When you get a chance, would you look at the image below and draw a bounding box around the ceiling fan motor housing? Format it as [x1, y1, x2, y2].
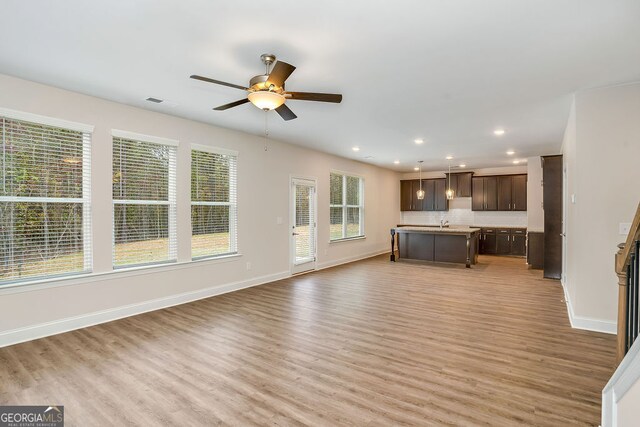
[249, 74, 284, 93]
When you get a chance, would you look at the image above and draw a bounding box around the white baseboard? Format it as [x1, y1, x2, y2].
[561, 278, 617, 335]
[316, 247, 389, 270]
[0, 270, 290, 349]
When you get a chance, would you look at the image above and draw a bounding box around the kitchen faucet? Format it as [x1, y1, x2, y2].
[440, 219, 449, 229]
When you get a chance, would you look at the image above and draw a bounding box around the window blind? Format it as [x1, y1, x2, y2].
[191, 147, 237, 259]
[112, 136, 176, 267]
[329, 172, 364, 240]
[0, 116, 91, 284]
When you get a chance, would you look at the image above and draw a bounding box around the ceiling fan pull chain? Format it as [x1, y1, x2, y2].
[264, 110, 269, 151]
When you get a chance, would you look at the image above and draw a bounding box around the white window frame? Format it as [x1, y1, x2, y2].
[329, 171, 365, 242]
[190, 144, 238, 260]
[0, 109, 93, 285]
[111, 130, 178, 268]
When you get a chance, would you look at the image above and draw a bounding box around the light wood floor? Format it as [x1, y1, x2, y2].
[0, 255, 616, 426]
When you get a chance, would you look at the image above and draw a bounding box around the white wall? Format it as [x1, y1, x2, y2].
[562, 82, 640, 332]
[526, 157, 544, 232]
[400, 166, 530, 227]
[0, 74, 400, 345]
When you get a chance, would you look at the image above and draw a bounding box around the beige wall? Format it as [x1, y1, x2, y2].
[0, 74, 400, 341]
[562, 82, 640, 329]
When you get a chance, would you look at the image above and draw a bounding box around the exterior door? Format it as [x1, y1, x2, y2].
[291, 178, 317, 274]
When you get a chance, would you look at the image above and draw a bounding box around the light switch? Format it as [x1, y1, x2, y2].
[620, 223, 632, 236]
[276, 216, 283, 225]
[571, 194, 576, 204]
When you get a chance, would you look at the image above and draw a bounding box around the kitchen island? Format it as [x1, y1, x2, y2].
[390, 226, 481, 267]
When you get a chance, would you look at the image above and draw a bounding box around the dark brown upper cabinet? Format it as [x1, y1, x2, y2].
[497, 174, 527, 211]
[445, 172, 473, 198]
[472, 176, 497, 211]
[400, 179, 448, 211]
[433, 178, 448, 211]
[400, 180, 423, 211]
[473, 174, 526, 211]
[512, 175, 527, 211]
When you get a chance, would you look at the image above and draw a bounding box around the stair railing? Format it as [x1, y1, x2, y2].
[615, 201, 640, 363]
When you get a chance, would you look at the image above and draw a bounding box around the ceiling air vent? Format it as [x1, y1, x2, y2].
[146, 97, 163, 103]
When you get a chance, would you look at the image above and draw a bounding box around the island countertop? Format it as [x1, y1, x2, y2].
[393, 226, 481, 234]
[390, 226, 480, 267]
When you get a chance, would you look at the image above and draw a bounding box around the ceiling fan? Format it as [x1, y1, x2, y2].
[190, 53, 342, 121]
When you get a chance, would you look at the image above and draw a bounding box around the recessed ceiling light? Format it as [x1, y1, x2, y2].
[414, 167, 420, 171]
[513, 160, 521, 164]
[446, 156, 453, 160]
[393, 160, 400, 164]
[506, 150, 515, 155]
[414, 138, 424, 144]
[494, 129, 506, 136]
[459, 164, 466, 168]
[352, 146, 360, 152]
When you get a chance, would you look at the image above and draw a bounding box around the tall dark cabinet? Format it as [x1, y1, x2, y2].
[542, 155, 563, 279]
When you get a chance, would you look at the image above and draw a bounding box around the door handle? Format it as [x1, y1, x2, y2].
[292, 232, 300, 236]
[560, 233, 566, 237]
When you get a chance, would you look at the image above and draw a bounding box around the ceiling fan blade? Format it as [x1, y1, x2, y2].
[275, 104, 297, 121]
[286, 92, 342, 103]
[267, 61, 296, 87]
[190, 75, 247, 91]
[213, 98, 249, 111]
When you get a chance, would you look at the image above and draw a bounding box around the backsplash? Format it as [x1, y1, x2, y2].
[400, 198, 528, 227]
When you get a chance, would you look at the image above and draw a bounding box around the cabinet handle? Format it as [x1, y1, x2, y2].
[509, 203, 511, 210]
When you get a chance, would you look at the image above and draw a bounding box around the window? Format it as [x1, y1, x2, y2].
[191, 145, 238, 259]
[0, 114, 91, 284]
[329, 172, 364, 240]
[112, 132, 177, 268]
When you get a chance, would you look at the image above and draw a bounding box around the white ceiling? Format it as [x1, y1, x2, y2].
[1, 0, 639, 171]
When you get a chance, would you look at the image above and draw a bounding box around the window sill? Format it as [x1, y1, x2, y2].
[329, 235, 366, 244]
[0, 253, 243, 295]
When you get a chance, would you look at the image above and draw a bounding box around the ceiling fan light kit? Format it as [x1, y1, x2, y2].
[247, 91, 285, 110]
[191, 53, 342, 121]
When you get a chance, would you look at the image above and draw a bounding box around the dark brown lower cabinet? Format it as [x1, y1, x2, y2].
[511, 234, 526, 256]
[480, 228, 497, 254]
[496, 231, 511, 255]
[480, 227, 526, 257]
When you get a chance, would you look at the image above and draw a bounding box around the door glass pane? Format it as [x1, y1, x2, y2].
[295, 184, 314, 262]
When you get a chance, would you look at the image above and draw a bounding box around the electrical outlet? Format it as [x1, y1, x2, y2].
[246, 262, 252, 271]
[620, 223, 632, 236]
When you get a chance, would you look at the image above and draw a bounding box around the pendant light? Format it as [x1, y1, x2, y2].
[446, 161, 455, 200]
[416, 161, 425, 200]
